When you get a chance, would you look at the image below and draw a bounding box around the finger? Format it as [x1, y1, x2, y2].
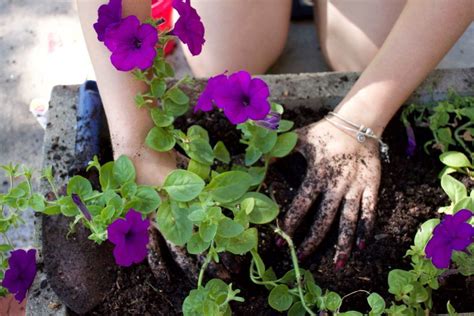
[334, 190, 362, 270]
[280, 175, 320, 240]
[356, 185, 379, 250]
[297, 189, 345, 260]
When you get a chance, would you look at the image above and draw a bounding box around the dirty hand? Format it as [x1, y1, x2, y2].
[279, 119, 382, 268]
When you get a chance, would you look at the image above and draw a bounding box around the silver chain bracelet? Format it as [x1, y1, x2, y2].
[324, 111, 390, 163]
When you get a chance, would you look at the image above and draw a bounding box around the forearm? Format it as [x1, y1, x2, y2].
[77, 0, 176, 185]
[336, 0, 473, 135]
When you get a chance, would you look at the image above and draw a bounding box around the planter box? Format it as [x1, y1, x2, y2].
[26, 68, 474, 315]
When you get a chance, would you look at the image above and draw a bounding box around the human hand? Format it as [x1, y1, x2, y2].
[278, 119, 382, 269]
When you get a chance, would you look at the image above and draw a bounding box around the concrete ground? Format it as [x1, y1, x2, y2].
[0, 0, 473, 248]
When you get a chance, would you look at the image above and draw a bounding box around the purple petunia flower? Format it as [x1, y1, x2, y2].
[405, 124, 417, 157]
[104, 16, 158, 71]
[71, 194, 92, 221]
[425, 209, 474, 269]
[93, 0, 122, 42]
[2, 249, 37, 302]
[195, 74, 227, 112]
[107, 209, 150, 267]
[172, 0, 205, 56]
[214, 71, 271, 125]
[256, 112, 281, 130]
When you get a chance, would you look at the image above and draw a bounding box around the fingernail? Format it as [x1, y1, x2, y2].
[334, 254, 348, 271]
[275, 237, 285, 248]
[357, 239, 366, 250]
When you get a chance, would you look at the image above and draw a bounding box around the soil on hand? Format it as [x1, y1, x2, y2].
[87, 107, 473, 315]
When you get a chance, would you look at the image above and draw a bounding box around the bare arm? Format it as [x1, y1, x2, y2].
[282, 0, 473, 264]
[76, 0, 176, 185]
[337, 0, 473, 134]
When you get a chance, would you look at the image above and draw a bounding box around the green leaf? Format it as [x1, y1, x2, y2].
[440, 151, 472, 168]
[59, 196, 79, 217]
[151, 108, 174, 127]
[146, 127, 176, 152]
[270, 132, 298, 158]
[43, 205, 61, 215]
[340, 312, 363, 316]
[29, 193, 45, 212]
[187, 233, 211, 254]
[163, 170, 205, 202]
[188, 160, 210, 180]
[164, 98, 189, 117]
[325, 291, 342, 312]
[367, 292, 385, 315]
[241, 197, 255, 215]
[253, 130, 277, 154]
[245, 146, 262, 166]
[188, 208, 207, 222]
[151, 79, 166, 98]
[288, 302, 306, 316]
[0, 244, 13, 252]
[441, 174, 467, 205]
[188, 138, 214, 165]
[277, 120, 294, 133]
[188, 125, 209, 142]
[226, 228, 258, 255]
[447, 301, 458, 316]
[167, 87, 189, 105]
[242, 192, 279, 224]
[250, 249, 266, 276]
[164, 62, 175, 77]
[121, 182, 137, 199]
[99, 161, 119, 191]
[268, 284, 293, 312]
[206, 171, 253, 203]
[156, 201, 193, 246]
[214, 141, 231, 164]
[217, 218, 244, 238]
[113, 155, 136, 185]
[436, 127, 455, 148]
[412, 218, 439, 255]
[67, 176, 92, 197]
[388, 269, 415, 296]
[248, 167, 266, 186]
[135, 186, 161, 213]
[199, 221, 218, 242]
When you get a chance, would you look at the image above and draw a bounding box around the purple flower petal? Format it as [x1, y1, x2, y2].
[405, 124, 417, 157]
[71, 194, 92, 221]
[195, 74, 227, 112]
[172, 0, 205, 56]
[104, 16, 158, 71]
[425, 209, 474, 269]
[94, 0, 122, 42]
[2, 249, 37, 303]
[213, 70, 271, 125]
[107, 209, 150, 267]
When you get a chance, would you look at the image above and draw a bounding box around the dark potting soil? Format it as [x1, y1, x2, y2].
[87, 107, 473, 315]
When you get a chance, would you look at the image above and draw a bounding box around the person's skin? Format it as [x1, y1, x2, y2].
[315, 0, 407, 71]
[182, 0, 293, 77]
[283, 0, 473, 266]
[77, 0, 473, 268]
[76, 0, 176, 186]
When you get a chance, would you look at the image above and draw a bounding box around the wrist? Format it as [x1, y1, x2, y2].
[334, 102, 388, 136]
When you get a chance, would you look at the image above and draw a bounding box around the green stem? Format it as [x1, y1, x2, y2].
[198, 247, 214, 288]
[47, 177, 59, 200]
[256, 157, 270, 192]
[83, 193, 105, 202]
[337, 290, 371, 314]
[274, 227, 316, 316]
[454, 121, 473, 156]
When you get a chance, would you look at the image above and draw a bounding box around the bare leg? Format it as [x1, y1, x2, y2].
[315, 0, 406, 71]
[76, 0, 176, 186]
[182, 0, 293, 77]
